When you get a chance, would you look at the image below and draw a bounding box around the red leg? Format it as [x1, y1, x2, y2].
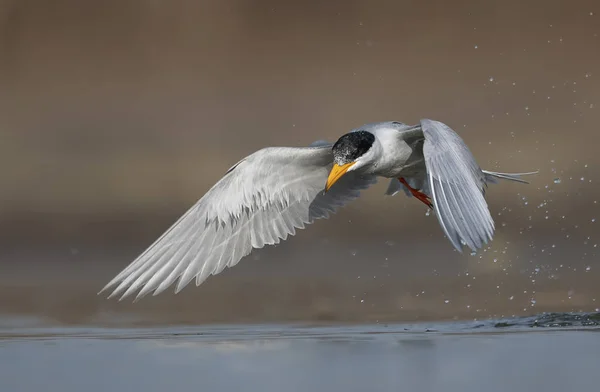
[399, 178, 433, 209]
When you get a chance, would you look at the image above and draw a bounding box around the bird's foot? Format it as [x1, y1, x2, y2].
[398, 178, 433, 209]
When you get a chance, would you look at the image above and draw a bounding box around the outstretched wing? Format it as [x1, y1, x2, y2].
[100, 145, 377, 300]
[420, 119, 494, 252]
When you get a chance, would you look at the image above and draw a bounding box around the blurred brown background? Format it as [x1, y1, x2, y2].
[0, 0, 598, 326]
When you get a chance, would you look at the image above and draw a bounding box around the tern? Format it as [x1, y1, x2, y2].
[101, 119, 537, 300]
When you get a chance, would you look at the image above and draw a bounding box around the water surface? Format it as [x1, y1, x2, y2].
[2, 314, 599, 392]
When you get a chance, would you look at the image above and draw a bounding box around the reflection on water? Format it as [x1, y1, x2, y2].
[491, 312, 600, 328]
[1, 315, 599, 392]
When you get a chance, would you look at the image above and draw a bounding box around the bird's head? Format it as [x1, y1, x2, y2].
[325, 130, 376, 191]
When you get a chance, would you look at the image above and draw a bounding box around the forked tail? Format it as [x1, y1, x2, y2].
[482, 170, 539, 184]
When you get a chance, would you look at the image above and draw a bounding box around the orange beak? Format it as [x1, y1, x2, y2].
[325, 162, 355, 192]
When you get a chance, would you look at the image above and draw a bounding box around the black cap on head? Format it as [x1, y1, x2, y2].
[332, 130, 375, 166]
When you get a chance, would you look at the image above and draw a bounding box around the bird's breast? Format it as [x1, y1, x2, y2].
[372, 139, 417, 178]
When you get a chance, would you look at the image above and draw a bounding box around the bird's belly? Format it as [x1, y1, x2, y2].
[396, 160, 426, 177]
[367, 137, 426, 178]
[376, 158, 426, 178]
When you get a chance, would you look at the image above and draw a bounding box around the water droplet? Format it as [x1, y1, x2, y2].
[444, 299, 450, 304]
[474, 44, 478, 49]
[509, 296, 514, 300]
[425, 209, 431, 216]
[553, 178, 561, 184]
[586, 266, 591, 271]
[592, 218, 596, 223]
[351, 250, 357, 256]
[489, 76, 495, 82]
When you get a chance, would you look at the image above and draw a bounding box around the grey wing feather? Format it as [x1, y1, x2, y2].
[384, 178, 405, 196]
[420, 119, 494, 252]
[100, 145, 376, 301]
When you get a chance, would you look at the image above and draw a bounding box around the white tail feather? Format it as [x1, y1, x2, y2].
[482, 170, 539, 184]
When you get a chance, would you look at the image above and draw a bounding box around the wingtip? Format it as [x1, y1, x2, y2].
[98, 284, 115, 299]
[98, 276, 123, 297]
[173, 284, 185, 295]
[106, 291, 119, 300]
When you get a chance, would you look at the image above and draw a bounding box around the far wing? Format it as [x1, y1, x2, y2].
[384, 177, 427, 197]
[421, 119, 494, 252]
[100, 145, 376, 300]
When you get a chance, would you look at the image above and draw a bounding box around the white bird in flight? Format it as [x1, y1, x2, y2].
[101, 119, 537, 301]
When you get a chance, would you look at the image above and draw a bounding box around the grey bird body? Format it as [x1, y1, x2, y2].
[101, 119, 537, 301]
